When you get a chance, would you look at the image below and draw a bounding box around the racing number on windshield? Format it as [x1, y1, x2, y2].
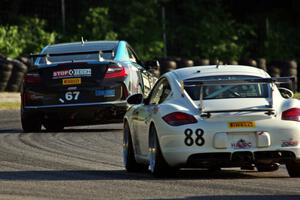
[184, 128, 205, 146]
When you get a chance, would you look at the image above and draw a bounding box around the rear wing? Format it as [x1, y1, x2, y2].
[183, 77, 294, 86]
[183, 76, 295, 117]
[30, 50, 114, 65]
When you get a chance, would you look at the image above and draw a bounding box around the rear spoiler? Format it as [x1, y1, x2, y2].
[182, 76, 295, 118]
[30, 50, 114, 64]
[30, 50, 114, 58]
[184, 77, 295, 86]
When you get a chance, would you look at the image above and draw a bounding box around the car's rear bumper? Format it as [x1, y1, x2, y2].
[165, 149, 300, 168]
[22, 101, 128, 126]
[156, 119, 300, 167]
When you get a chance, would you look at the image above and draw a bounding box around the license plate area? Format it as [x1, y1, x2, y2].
[228, 132, 256, 150]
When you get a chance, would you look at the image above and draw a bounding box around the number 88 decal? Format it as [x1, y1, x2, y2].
[184, 128, 205, 146]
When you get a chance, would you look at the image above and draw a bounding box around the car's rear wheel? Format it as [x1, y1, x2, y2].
[21, 114, 42, 133]
[286, 161, 300, 177]
[123, 122, 144, 172]
[43, 119, 64, 132]
[256, 163, 280, 172]
[148, 125, 173, 177]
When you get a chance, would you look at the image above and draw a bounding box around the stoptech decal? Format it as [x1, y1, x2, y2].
[53, 69, 91, 79]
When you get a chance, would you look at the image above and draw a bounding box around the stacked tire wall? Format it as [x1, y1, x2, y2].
[0, 56, 30, 92]
[156, 57, 299, 92]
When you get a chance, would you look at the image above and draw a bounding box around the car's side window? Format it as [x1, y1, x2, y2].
[149, 79, 171, 105]
[127, 48, 137, 63]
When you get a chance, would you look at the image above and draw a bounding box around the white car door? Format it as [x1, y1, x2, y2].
[135, 78, 172, 156]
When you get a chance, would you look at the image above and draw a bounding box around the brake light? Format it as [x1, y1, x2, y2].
[162, 112, 197, 126]
[104, 65, 127, 79]
[24, 73, 41, 84]
[282, 108, 300, 122]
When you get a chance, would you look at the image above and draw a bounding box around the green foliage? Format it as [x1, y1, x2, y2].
[0, 1, 299, 62]
[19, 17, 56, 54]
[0, 17, 56, 58]
[262, 20, 298, 60]
[107, 0, 163, 60]
[0, 26, 25, 58]
[75, 7, 117, 41]
[167, 1, 256, 61]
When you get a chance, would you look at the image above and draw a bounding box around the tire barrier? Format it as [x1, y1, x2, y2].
[227, 60, 238, 65]
[0, 58, 13, 92]
[257, 58, 267, 71]
[159, 58, 177, 75]
[268, 61, 281, 78]
[281, 60, 297, 92]
[210, 59, 223, 65]
[177, 58, 194, 68]
[194, 58, 210, 66]
[6, 59, 28, 92]
[19, 56, 33, 70]
[239, 59, 257, 67]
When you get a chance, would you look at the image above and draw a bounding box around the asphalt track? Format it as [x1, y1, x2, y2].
[0, 110, 300, 200]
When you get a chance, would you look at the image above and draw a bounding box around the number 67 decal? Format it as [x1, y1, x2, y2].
[184, 128, 205, 146]
[65, 91, 80, 101]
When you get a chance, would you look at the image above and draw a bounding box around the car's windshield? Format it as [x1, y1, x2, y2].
[184, 75, 269, 100]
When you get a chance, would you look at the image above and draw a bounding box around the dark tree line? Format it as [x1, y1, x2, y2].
[0, 0, 299, 61]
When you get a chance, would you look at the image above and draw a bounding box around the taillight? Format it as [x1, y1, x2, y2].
[104, 65, 127, 79]
[282, 108, 300, 122]
[24, 73, 41, 84]
[162, 112, 197, 126]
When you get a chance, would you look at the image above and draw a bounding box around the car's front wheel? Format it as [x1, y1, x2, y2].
[286, 161, 300, 177]
[148, 125, 173, 177]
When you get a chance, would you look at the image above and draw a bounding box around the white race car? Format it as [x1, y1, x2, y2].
[123, 65, 300, 177]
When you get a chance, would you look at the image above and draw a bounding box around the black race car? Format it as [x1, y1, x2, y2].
[21, 40, 157, 132]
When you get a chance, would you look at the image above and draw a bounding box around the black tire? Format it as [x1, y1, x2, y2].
[148, 125, 173, 177]
[21, 115, 42, 133]
[6, 59, 28, 92]
[123, 122, 143, 172]
[43, 120, 64, 132]
[256, 163, 280, 172]
[286, 161, 300, 177]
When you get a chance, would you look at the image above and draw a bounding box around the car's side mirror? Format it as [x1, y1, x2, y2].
[127, 93, 144, 104]
[278, 87, 294, 99]
[144, 60, 160, 70]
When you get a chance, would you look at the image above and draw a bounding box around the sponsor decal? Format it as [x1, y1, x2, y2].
[62, 78, 81, 85]
[228, 121, 256, 128]
[95, 89, 115, 97]
[231, 139, 252, 149]
[281, 138, 298, 147]
[53, 69, 91, 79]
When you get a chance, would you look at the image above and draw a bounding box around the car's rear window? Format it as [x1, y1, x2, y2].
[184, 75, 269, 100]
